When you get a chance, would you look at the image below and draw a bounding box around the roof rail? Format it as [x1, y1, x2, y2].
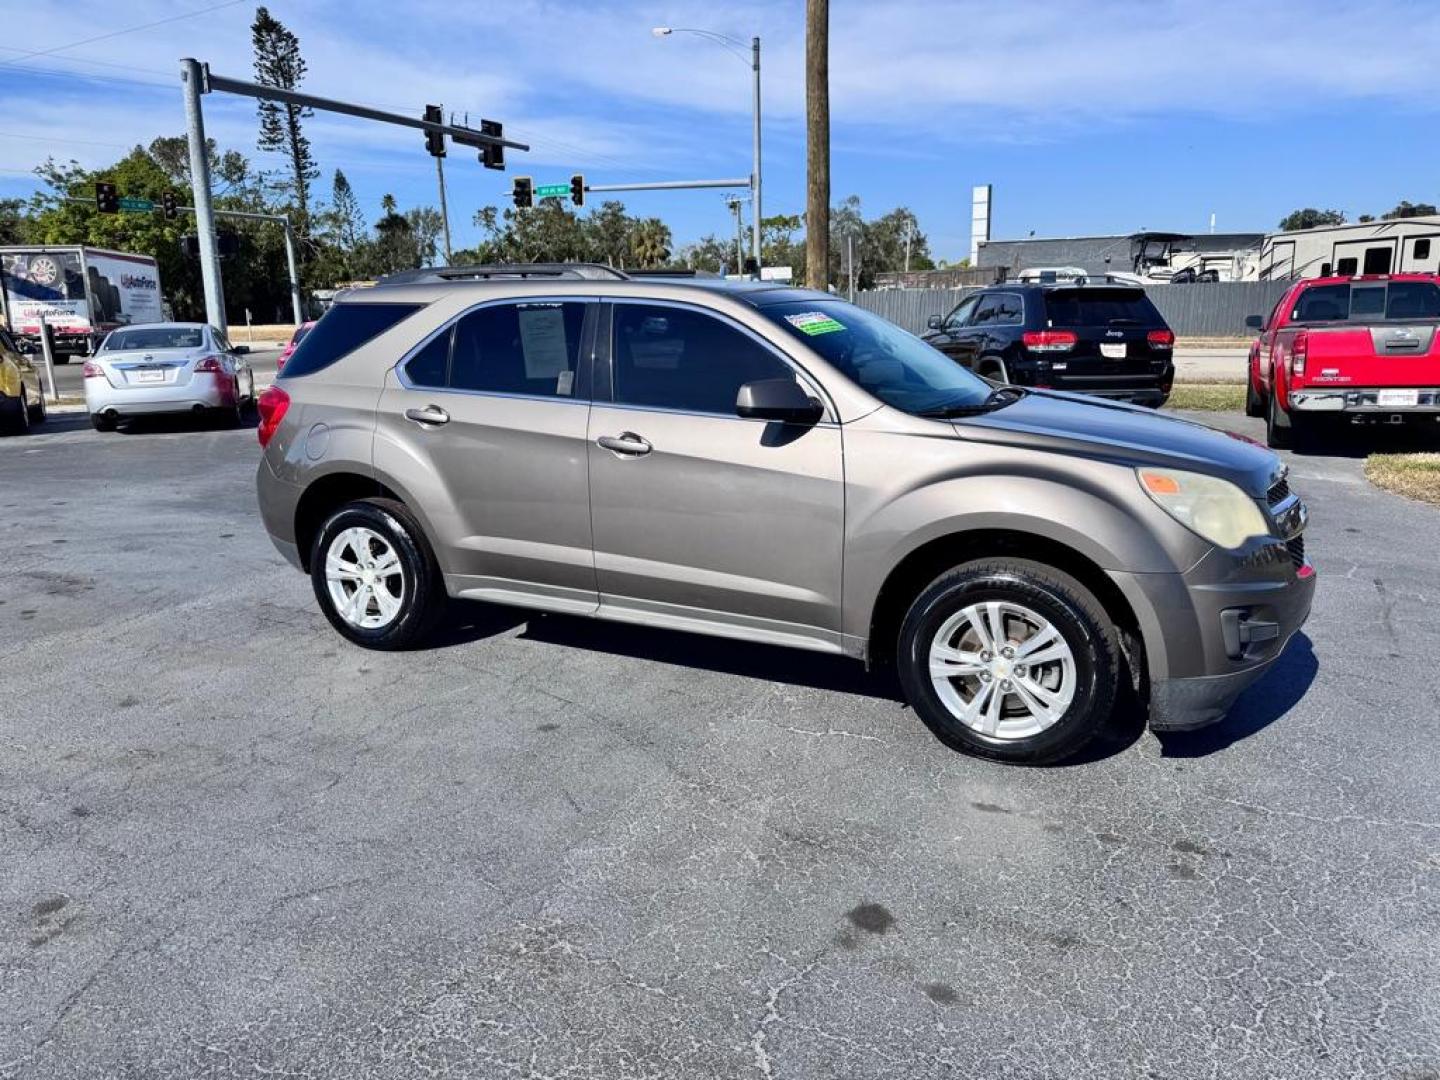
[377, 262, 630, 285]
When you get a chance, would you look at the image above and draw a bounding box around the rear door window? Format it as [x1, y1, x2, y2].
[449, 301, 587, 398]
[282, 302, 422, 379]
[1290, 281, 1440, 322]
[1043, 289, 1163, 327]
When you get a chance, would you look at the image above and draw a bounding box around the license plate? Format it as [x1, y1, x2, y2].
[1377, 389, 1419, 408]
[136, 369, 165, 383]
[1100, 343, 1127, 359]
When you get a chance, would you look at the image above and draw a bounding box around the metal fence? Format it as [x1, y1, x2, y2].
[854, 281, 1292, 339]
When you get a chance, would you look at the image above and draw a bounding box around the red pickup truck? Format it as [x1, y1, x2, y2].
[1245, 273, 1440, 449]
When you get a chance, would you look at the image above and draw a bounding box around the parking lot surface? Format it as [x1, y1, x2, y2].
[1, 410, 1437, 1079]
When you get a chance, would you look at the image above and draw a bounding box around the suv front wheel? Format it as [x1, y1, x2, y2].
[310, 498, 446, 649]
[897, 559, 1119, 764]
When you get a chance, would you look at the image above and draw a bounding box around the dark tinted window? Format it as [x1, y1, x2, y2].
[404, 328, 451, 387]
[1336, 257, 1358, 276]
[971, 295, 1003, 325]
[1292, 281, 1440, 322]
[763, 299, 990, 416]
[990, 293, 1023, 325]
[1363, 246, 1393, 275]
[945, 296, 978, 328]
[282, 302, 422, 379]
[450, 301, 586, 397]
[1415, 239, 1432, 260]
[1043, 289, 1164, 327]
[612, 304, 792, 415]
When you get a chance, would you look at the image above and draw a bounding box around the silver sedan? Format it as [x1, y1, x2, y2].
[84, 322, 255, 431]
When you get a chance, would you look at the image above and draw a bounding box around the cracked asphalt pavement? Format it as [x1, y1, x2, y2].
[2, 409, 1437, 1079]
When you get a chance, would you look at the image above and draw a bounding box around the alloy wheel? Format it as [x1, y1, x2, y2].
[324, 527, 406, 630]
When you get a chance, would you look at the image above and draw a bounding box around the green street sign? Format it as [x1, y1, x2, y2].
[535, 184, 570, 199]
[118, 197, 154, 213]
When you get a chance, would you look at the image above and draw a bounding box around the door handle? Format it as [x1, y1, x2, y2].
[597, 431, 652, 456]
[405, 405, 450, 426]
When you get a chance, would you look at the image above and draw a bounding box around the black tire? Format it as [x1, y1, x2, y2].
[897, 558, 1119, 765]
[310, 498, 446, 650]
[1266, 391, 1293, 450]
[27, 387, 45, 424]
[90, 412, 118, 432]
[0, 389, 30, 435]
[1244, 377, 1264, 418]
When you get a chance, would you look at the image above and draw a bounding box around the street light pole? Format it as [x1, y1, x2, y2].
[654, 26, 763, 274]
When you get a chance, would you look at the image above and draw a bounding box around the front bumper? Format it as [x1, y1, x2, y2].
[1291, 386, 1440, 414]
[1111, 537, 1317, 732]
[85, 375, 234, 417]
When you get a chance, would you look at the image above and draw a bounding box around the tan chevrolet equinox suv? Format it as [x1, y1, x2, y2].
[255, 264, 1315, 764]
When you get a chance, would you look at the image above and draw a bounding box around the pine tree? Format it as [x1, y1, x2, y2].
[329, 169, 365, 250]
[252, 6, 318, 235]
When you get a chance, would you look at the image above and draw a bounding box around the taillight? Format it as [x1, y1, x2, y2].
[194, 355, 225, 374]
[1289, 331, 1308, 377]
[1022, 330, 1077, 353]
[82, 359, 105, 378]
[256, 385, 290, 448]
[1147, 329, 1175, 349]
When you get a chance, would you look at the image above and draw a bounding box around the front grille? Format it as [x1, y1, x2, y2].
[1286, 536, 1306, 570]
[1268, 476, 1291, 506]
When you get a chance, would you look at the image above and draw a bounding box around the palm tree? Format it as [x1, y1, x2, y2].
[629, 218, 672, 268]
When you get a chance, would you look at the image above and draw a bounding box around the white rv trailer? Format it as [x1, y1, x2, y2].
[1257, 216, 1440, 281]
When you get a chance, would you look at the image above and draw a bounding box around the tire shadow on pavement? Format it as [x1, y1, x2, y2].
[1154, 632, 1318, 758]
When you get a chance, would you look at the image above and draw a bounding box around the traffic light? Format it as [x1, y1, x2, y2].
[512, 176, 533, 210]
[95, 181, 118, 214]
[480, 119, 504, 170]
[423, 104, 445, 158]
[180, 235, 199, 259]
[162, 191, 178, 221]
[570, 174, 585, 208]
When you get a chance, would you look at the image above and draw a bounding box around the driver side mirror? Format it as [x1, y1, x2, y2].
[233, 344, 250, 354]
[926, 314, 943, 330]
[736, 378, 824, 424]
[1244, 315, 1263, 330]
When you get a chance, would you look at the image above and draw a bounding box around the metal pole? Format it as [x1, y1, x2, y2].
[584, 177, 750, 193]
[281, 219, 303, 325]
[181, 58, 226, 333]
[847, 231, 855, 301]
[38, 316, 57, 403]
[904, 219, 913, 273]
[751, 36, 762, 274]
[436, 155, 453, 266]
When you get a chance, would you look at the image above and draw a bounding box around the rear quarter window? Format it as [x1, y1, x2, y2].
[1042, 289, 1165, 328]
[281, 302, 422, 378]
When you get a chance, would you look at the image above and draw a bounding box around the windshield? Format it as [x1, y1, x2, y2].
[103, 327, 203, 351]
[762, 300, 990, 415]
[1291, 281, 1440, 323]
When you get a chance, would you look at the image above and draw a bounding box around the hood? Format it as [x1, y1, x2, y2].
[954, 390, 1281, 498]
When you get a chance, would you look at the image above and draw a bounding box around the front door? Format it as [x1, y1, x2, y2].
[586, 301, 846, 651]
[373, 298, 599, 614]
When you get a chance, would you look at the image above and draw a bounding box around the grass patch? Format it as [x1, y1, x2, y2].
[1164, 384, 1245, 412]
[1364, 452, 1440, 507]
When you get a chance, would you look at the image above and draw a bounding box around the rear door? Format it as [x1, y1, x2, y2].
[373, 298, 600, 613]
[586, 300, 845, 650]
[1041, 287, 1171, 392]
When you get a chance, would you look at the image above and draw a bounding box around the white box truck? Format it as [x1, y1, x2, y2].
[0, 245, 164, 359]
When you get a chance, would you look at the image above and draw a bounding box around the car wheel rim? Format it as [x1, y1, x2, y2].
[928, 601, 1077, 740]
[324, 527, 405, 630]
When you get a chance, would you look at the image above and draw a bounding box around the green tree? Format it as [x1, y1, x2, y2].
[327, 169, 365, 250]
[584, 201, 634, 267]
[0, 198, 32, 244]
[1380, 200, 1439, 219]
[629, 218, 672, 267]
[680, 233, 738, 273]
[372, 194, 415, 274]
[405, 207, 443, 266]
[1278, 208, 1346, 231]
[252, 5, 318, 235]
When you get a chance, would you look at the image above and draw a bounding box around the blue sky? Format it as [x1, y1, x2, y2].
[3, 0, 1439, 260]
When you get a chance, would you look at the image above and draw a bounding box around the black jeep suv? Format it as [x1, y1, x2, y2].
[922, 283, 1176, 407]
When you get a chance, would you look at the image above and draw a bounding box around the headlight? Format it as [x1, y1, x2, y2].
[1137, 468, 1270, 549]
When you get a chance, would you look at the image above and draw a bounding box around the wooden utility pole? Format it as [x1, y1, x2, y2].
[805, 0, 829, 290]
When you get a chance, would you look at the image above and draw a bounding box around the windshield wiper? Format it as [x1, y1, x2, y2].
[919, 386, 1027, 418]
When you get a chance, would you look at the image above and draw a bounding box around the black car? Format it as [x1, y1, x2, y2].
[922, 283, 1176, 407]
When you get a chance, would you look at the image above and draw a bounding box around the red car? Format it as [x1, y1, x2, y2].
[1246, 274, 1440, 449]
[276, 320, 316, 373]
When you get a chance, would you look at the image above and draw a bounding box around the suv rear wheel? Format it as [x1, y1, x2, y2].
[897, 559, 1119, 764]
[310, 498, 446, 649]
